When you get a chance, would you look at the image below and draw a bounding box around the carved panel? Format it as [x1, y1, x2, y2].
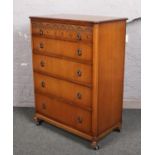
[32, 22, 93, 32]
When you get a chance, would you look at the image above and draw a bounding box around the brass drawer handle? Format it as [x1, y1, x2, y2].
[77, 48, 82, 56]
[40, 43, 44, 48]
[39, 29, 43, 35]
[41, 81, 45, 88]
[77, 32, 81, 40]
[77, 70, 82, 77]
[40, 60, 45, 67]
[77, 92, 82, 99]
[42, 103, 46, 110]
[77, 116, 83, 123]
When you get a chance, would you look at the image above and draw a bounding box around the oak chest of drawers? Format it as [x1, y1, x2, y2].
[30, 14, 127, 149]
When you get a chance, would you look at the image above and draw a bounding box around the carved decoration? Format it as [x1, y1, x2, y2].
[32, 22, 92, 32]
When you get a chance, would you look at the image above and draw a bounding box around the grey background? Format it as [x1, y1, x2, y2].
[13, 0, 141, 108]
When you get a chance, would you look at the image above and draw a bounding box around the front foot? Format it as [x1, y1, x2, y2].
[113, 128, 121, 132]
[113, 126, 121, 132]
[91, 141, 100, 150]
[34, 116, 43, 126]
[36, 119, 43, 126]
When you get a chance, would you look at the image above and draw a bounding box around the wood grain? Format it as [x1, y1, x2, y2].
[92, 24, 99, 138]
[33, 37, 92, 62]
[97, 21, 126, 135]
[32, 22, 93, 42]
[33, 53, 92, 84]
[35, 93, 92, 133]
[34, 113, 93, 140]
[34, 72, 92, 108]
[30, 16, 127, 147]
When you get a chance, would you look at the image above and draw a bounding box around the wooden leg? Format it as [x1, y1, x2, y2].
[113, 123, 121, 132]
[113, 127, 121, 132]
[91, 141, 100, 150]
[34, 116, 43, 126]
[36, 120, 43, 126]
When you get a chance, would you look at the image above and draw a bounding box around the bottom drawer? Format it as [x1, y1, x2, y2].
[35, 93, 92, 134]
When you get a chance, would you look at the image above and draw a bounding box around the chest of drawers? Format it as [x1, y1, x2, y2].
[30, 14, 127, 149]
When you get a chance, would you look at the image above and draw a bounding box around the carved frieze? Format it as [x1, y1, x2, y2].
[32, 22, 92, 32]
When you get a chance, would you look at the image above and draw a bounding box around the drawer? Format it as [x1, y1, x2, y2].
[31, 22, 93, 42]
[35, 93, 92, 133]
[34, 72, 91, 108]
[32, 37, 92, 62]
[33, 54, 92, 85]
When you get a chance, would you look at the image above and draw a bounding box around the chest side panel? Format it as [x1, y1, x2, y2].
[97, 21, 126, 135]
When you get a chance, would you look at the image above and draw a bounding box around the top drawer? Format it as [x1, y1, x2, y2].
[31, 22, 93, 42]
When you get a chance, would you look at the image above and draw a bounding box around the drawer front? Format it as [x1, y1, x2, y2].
[32, 37, 92, 62]
[31, 22, 93, 42]
[35, 93, 92, 133]
[34, 72, 91, 107]
[33, 54, 92, 84]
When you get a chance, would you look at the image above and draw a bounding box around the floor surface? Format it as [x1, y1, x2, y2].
[14, 108, 141, 155]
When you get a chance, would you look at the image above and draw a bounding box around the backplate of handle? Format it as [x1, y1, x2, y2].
[41, 81, 45, 88]
[77, 70, 82, 77]
[39, 29, 43, 35]
[77, 48, 82, 56]
[77, 32, 81, 40]
[40, 61, 45, 67]
[40, 43, 44, 48]
[77, 92, 82, 99]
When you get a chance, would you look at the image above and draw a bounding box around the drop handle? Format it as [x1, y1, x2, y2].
[77, 116, 83, 123]
[39, 29, 43, 35]
[40, 43, 44, 48]
[77, 70, 82, 77]
[76, 92, 82, 99]
[77, 48, 82, 56]
[41, 81, 46, 88]
[77, 32, 81, 40]
[40, 60, 45, 67]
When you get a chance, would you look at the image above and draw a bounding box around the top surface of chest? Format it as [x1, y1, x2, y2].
[30, 14, 127, 24]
